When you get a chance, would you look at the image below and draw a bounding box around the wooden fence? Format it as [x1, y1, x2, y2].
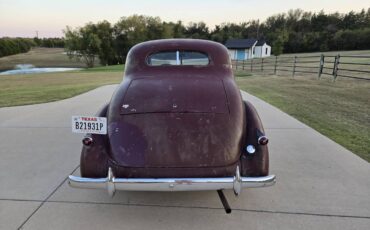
[232, 54, 370, 81]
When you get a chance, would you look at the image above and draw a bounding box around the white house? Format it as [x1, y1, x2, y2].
[225, 39, 271, 60]
[253, 40, 272, 58]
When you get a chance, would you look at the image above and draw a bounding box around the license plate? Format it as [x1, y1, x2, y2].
[72, 116, 107, 135]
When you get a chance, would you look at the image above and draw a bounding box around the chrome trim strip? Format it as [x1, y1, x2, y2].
[68, 167, 276, 197]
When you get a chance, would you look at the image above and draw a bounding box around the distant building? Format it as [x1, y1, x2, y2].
[224, 39, 271, 60]
[254, 40, 271, 58]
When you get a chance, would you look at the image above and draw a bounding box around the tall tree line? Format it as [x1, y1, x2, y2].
[64, 9, 370, 67]
[33, 38, 65, 48]
[0, 38, 35, 58]
[0, 37, 65, 58]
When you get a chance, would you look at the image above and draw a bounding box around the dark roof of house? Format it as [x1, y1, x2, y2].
[224, 39, 257, 49]
[256, 40, 266, 46]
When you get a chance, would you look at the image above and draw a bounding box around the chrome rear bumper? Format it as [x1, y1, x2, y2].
[68, 166, 276, 196]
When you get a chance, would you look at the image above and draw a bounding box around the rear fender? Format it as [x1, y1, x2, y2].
[240, 101, 269, 176]
[80, 103, 110, 178]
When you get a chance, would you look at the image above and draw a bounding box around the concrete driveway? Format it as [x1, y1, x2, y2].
[0, 85, 369, 230]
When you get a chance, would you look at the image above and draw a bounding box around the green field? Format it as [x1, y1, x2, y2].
[0, 47, 100, 71]
[0, 65, 123, 107]
[236, 74, 370, 162]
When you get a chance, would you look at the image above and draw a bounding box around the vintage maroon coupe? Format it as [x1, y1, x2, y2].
[69, 39, 275, 213]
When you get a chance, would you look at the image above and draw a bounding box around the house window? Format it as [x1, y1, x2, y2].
[265, 48, 268, 55]
[253, 48, 255, 55]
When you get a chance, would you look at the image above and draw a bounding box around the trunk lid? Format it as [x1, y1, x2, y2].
[120, 77, 228, 114]
[108, 77, 241, 168]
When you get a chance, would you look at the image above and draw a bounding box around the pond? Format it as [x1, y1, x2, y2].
[0, 64, 81, 75]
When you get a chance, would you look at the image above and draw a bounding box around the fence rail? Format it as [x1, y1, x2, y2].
[232, 54, 370, 81]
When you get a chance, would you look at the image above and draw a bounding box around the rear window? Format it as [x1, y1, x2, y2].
[147, 51, 209, 66]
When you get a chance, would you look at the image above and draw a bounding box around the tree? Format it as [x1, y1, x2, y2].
[272, 29, 288, 55]
[61, 8, 370, 64]
[0, 38, 35, 58]
[94, 21, 117, 65]
[146, 16, 165, 40]
[113, 15, 163, 62]
[64, 24, 101, 68]
[184, 22, 210, 39]
[172, 21, 186, 37]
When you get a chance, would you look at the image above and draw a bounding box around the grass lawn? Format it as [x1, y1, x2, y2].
[0, 47, 100, 71]
[0, 65, 124, 107]
[80, 64, 125, 72]
[236, 74, 370, 162]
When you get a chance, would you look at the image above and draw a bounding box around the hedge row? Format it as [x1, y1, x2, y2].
[33, 37, 65, 48]
[0, 38, 36, 58]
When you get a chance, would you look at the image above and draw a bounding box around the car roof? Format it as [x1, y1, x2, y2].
[123, 39, 232, 77]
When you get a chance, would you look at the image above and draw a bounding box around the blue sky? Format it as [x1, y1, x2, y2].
[0, 0, 369, 37]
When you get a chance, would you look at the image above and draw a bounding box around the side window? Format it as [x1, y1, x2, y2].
[265, 48, 268, 55]
[148, 51, 209, 66]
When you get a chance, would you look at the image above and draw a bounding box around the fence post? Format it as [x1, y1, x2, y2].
[318, 54, 325, 79]
[274, 56, 278, 75]
[235, 60, 238, 70]
[261, 58, 264, 72]
[292, 56, 297, 77]
[250, 58, 253, 72]
[242, 59, 245, 70]
[333, 54, 340, 81]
